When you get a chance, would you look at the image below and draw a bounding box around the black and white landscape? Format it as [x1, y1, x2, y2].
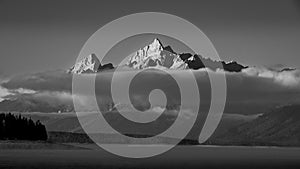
[1, 0, 300, 169]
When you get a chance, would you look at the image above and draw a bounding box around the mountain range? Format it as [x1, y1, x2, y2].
[68, 38, 248, 74]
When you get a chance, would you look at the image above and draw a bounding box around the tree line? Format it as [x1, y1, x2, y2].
[0, 113, 47, 140]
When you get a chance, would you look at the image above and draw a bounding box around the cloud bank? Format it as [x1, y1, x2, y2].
[242, 67, 300, 87]
[0, 67, 299, 114]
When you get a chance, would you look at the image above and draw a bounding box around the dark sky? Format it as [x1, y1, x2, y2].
[1, 0, 300, 77]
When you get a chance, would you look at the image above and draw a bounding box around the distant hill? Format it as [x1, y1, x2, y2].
[209, 104, 300, 146]
[7, 112, 258, 144]
[5, 104, 300, 147]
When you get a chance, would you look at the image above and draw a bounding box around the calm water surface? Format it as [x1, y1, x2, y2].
[0, 145, 300, 169]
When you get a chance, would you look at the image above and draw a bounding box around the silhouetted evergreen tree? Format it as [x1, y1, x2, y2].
[0, 113, 48, 141]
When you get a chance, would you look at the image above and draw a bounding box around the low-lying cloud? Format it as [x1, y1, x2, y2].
[1, 70, 72, 93]
[242, 67, 300, 87]
[0, 67, 299, 114]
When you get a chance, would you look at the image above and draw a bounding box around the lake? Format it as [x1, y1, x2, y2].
[0, 145, 300, 169]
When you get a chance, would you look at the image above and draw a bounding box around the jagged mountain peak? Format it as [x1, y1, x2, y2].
[150, 38, 163, 48]
[138, 38, 164, 56]
[148, 38, 176, 54]
[126, 38, 186, 70]
[68, 53, 114, 74]
[68, 53, 100, 74]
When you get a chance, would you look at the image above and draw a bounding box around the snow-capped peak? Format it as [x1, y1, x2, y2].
[68, 53, 114, 74]
[126, 38, 187, 70]
[68, 53, 101, 74]
[149, 38, 163, 51]
[136, 38, 164, 58]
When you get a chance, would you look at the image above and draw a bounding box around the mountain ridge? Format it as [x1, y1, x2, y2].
[69, 38, 248, 74]
[125, 38, 248, 72]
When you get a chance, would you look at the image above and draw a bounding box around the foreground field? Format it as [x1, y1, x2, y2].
[0, 146, 300, 169]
